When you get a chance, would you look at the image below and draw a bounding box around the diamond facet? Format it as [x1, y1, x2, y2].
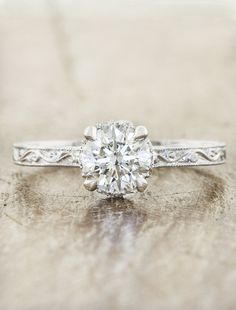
[80, 121, 153, 196]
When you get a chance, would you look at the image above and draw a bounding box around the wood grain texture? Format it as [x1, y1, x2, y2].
[0, 2, 236, 310]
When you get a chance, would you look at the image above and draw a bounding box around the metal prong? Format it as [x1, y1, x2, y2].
[136, 176, 148, 192]
[84, 178, 97, 191]
[84, 126, 97, 141]
[134, 125, 148, 140]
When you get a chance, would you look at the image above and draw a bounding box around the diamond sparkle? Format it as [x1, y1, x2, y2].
[80, 121, 154, 196]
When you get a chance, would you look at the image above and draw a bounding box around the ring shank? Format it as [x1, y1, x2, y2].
[152, 140, 226, 167]
[13, 140, 226, 168]
[13, 140, 83, 167]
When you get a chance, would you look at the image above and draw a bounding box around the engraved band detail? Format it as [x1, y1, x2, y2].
[13, 140, 226, 168]
[153, 141, 225, 167]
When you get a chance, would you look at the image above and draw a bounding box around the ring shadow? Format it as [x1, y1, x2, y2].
[14, 167, 226, 231]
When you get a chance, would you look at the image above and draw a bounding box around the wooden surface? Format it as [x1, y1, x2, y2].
[0, 2, 236, 310]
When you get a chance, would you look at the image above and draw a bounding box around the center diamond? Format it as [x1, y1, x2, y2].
[81, 121, 153, 196]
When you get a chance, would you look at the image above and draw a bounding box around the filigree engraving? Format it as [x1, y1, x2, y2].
[13, 147, 82, 167]
[13, 140, 226, 169]
[153, 147, 226, 167]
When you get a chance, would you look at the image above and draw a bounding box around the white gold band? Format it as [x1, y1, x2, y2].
[152, 140, 226, 167]
[13, 140, 226, 168]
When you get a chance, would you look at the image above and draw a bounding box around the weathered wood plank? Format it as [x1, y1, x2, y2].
[0, 2, 235, 310]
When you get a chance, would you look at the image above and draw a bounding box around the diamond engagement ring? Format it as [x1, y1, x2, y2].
[13, 120, 226, 197]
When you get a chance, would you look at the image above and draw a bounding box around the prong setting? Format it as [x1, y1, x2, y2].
[83, 177, 97, 191]
[81, 121, 153, 196]
[136, 176, 148, 192]
[134, 125, 148, 140]
[84, 126, 97, 141]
